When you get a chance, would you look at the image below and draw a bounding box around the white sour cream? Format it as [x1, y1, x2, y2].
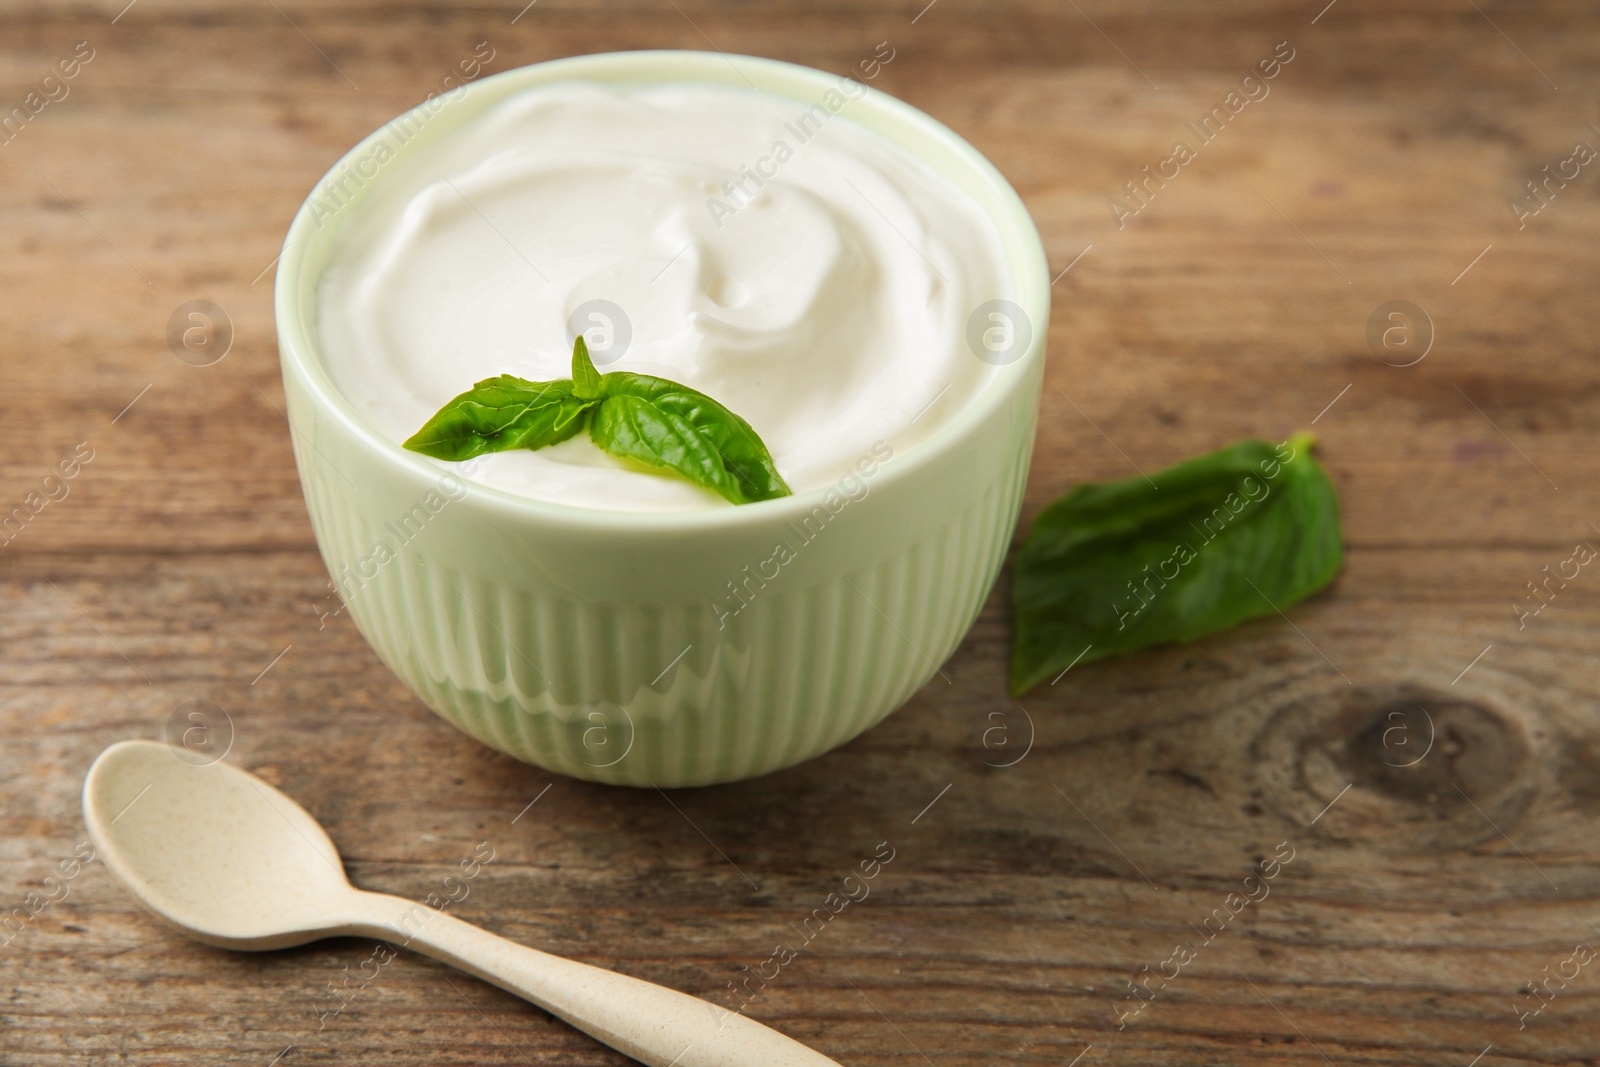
[315, 80, 1013, 510]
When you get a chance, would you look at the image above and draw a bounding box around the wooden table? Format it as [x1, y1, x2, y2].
[4, 1, 1598, 1063]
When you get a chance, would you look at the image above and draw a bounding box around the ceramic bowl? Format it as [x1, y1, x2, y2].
[275, 50, 1048, 786]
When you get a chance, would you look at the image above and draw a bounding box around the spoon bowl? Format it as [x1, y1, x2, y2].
[84, 740, 356, 950]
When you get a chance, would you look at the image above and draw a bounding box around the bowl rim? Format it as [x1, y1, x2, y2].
[275, 48, 1050, 533]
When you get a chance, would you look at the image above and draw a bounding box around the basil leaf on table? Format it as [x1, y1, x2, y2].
[1010, 432, 1343, 695]
[402, 376, 595, 461]
[403, 334, 791, 506]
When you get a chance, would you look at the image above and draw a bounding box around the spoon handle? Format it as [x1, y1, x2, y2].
[350, 891, 841, 1067]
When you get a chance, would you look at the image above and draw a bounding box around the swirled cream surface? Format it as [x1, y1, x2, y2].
[315, 81, 1013, 510]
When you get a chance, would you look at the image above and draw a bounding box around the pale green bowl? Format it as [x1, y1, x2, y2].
[275, 50, 1049, 786]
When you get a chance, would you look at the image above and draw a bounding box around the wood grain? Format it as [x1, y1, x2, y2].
[3, 1, 1600, 1064]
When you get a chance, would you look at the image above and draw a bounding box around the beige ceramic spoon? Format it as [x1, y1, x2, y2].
[83, 740, 840, 1067]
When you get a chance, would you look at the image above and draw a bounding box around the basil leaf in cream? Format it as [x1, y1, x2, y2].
[593, 373, 791, 505]
[1010, 433, 1343, 695]
[404, 335, 792, 506]
[402, 376, 595, 461]
[570, 334, 604, 401]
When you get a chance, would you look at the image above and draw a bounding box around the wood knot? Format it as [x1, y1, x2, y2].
[1338, 695, 1526, 804]
[1249, 681, 1536, 849]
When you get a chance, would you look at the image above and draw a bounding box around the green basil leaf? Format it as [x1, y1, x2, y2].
[590, 372, 791, 504]
[1010, 432, 1343, 695]
[571, 335, 603, 401]
[402, 376, 595, 461]
[404, 334, 790, 506]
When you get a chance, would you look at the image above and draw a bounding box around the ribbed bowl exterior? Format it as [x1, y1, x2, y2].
[275, 51, 1050, 787]
[284, 364, 1041, 787]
